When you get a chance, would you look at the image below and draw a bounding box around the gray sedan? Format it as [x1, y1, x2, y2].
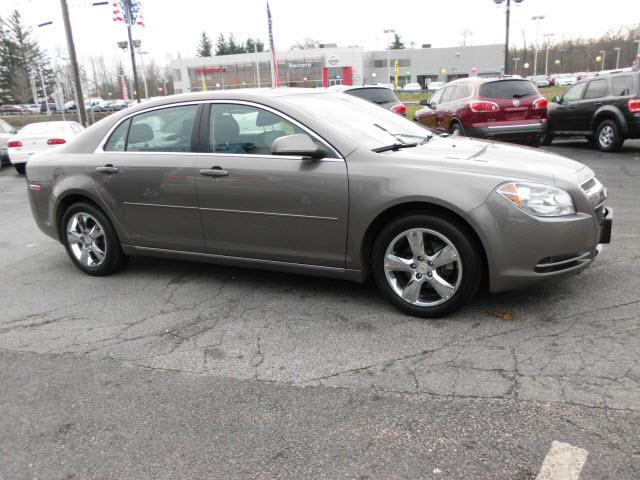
[25, 89, 612, 317]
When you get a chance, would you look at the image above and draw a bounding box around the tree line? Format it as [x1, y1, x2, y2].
[197, 32, 265, 57]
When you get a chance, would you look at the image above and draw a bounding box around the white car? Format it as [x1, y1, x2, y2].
[426, 81, 445, 92]
[7, 121, 84, 174]
[553, 74, 577, 86]
[402, 82, 423, 91]
[0, 119, 18, 166]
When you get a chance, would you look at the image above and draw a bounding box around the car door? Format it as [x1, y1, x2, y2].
[417, 87, 444, 129]
[435, 86, 456, 131]
[90, 103, 206, 252]
[194, 102, 348, 268]
[574, 79, 609, 132]
[553, 82, 587, 132]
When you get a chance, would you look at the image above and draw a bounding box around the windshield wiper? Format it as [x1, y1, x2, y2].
[372, 142, 418, 153]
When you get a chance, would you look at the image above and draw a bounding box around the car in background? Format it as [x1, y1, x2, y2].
[415, 77, 547, 144]
[110, 99, 129, 111]
[25, 88, 611, 318]
[427, 81, 445, 92]
[23, 104, 41, 114]
[528, 75, 550, 88]
[329, 85, 408, 116]
[552, 74, 577, 86]
[7, 121, 84, 174]
[402, 82, 423, 92]
[40, 102, 58, 113]
[93, 100, 114, 112]
[0, 104, 26, 114]
[542, 71, 640, 152]
[0, 119, 18, 166]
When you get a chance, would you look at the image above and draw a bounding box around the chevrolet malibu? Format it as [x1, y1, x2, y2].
[26, 89, 612, 317]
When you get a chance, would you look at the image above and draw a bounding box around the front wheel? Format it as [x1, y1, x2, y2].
[371, 214, 482, 318]
[61, 202, 128, 276]
[539, 129, 553, 146]
[450, 122, 465, 136]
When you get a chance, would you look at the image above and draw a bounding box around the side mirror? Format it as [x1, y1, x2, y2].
[272, 134, 326, 160]
[552, 95, 562, 104]
[419, 99, 431, 106]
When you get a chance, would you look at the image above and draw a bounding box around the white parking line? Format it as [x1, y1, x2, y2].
[536, 441, 589, 480]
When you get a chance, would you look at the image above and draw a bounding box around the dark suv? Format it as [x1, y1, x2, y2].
[542, 71, 640, 152]
[415, 77, 548, 144]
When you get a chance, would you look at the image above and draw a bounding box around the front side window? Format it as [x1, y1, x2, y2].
[126, 105, 198, 152]
[429, 88, 445, 106]
[440, 87, 455, 104]
[209, 104, 306, 155]
[584, 79, 608, 100]
[562, 83, 587, 103]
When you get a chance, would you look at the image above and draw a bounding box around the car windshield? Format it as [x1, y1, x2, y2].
[282, 93, 432, 150]
[480, 80, 538, 99]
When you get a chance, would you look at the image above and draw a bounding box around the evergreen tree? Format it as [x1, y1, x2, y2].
[215, 33, 227, 55]
[197, 31, 212, 57]
[390, 33, 405, 50]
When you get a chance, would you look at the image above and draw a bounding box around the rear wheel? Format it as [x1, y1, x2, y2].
[372, 214, 482, 318]
[14, 163, 25, 175]
[596, 119, 623, 152]
[450, 122, 465, 136]
[61, 202, 127, 276]
[539, 129, 553, 146]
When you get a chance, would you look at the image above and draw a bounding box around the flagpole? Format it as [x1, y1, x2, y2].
[267, 2, 279, 88]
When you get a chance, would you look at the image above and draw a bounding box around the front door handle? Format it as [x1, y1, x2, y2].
[200, 166, 229, 177]
[95, 164, 118, 174]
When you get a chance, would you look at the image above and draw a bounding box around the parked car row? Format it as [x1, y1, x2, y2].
[0, 98, 135, 115]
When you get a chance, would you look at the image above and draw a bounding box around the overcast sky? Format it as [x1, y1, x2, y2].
[13, 0, 639, 66]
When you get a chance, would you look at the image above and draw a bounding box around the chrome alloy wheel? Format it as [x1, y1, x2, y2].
[599, 125, 614, 148]
[66, 212, 107, 268]
[383, 228, 462, 307]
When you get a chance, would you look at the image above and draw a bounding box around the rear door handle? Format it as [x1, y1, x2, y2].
[95, 164, 118, 174]
[200, 166, 229, 177]
[594, 102, 603, 106]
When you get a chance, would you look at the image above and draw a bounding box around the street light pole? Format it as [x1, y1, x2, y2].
[531, 15, 545, 76]
[384, 29, 395, 86]
[600, 50, 606, 72]
[123, 0, 141, 103]
[494, 0, 524, 76]
[614, 47, 621, 69]
[544, 33, 554, 76]
[59, 0, 87, 126]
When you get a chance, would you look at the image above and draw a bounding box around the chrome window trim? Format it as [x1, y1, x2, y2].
[93, 99, 344, 161]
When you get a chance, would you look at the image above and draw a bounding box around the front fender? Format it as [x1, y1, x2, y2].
[592, 106, 628, 136]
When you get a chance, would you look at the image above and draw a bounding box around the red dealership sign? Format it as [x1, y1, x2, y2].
[195, 67, 227, 74]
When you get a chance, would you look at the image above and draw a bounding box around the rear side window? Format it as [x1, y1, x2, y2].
[611, 75, 635, 96]
[452, 85, 472, 100]
[346, 88, 398, 104]
[584, 79, 608, 100]
[480, 80, 538, 99]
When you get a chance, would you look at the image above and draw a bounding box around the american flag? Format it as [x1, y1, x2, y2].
[267, 2, 279, 87]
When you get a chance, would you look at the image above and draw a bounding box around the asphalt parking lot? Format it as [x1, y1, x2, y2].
[1, 140, 639, 479]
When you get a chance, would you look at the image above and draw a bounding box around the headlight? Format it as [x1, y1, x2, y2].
[497, 182, 576, 217]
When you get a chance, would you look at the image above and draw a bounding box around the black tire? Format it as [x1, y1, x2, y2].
[371, 213, 482, 318]
[595, 119, 623, 152]
[61, 202, 128, 276]
[14, 163, 25, 175]
[450, 122, 465, 136]
[539, 129, 553, 146]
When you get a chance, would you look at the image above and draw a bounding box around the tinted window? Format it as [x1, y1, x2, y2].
[104, 119, 130, 151]
[584, 79, 608, 100]
[480, 80, 538, 99]
[209, 104, 306, 155]
[346, 88, 398, 104]
[612, 75, 635, 96]
[127, 105, 198, 152]
[562, 83, 587, 103]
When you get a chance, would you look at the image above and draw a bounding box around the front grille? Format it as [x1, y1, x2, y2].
[535, 251, 592, 273]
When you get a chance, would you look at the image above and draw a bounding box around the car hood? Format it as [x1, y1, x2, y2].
[386, 135, 586, 183]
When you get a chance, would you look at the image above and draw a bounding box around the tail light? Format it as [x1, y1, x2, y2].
[392, 103, 408, 116]
[628, 99, 640, 113]
[532, 97, 549, 110]
[7, 140, 22, 148]
[469, 101, 499, 113]
[47, 138, 66, 145]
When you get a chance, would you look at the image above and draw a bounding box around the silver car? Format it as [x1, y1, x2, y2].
[25, 89, 612, 317]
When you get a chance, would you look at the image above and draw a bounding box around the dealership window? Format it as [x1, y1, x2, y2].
[173, 69, 182, 82]
[209, 104, 306, 155]
[397, 58, 410, 67]
[373, 59, 386, 68]
[124, 105, 198, 152]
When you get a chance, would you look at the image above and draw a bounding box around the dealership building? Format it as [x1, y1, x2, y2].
[171, 44, 504, 93]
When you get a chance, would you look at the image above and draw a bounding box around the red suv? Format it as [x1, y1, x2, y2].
[415, 78, 548, 144]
